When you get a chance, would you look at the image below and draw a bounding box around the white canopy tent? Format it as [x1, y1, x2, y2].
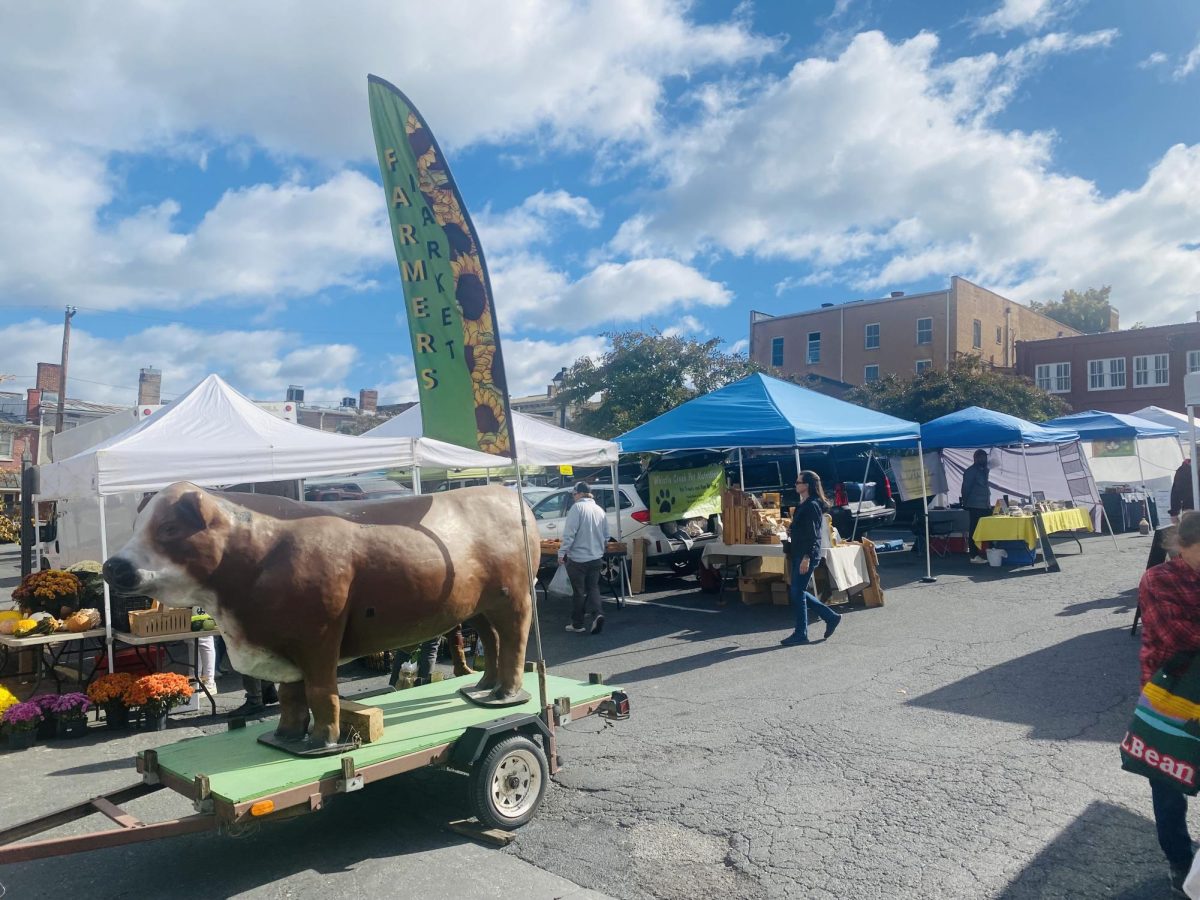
[364, 404, 620, 467]
[32, 374, 499, 670]
[1133, 406, 1191, 451]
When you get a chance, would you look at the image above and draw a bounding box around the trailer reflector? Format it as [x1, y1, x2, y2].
[250, 800, 275, 817]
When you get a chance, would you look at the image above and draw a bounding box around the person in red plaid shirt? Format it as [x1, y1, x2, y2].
[1138, 511, 1200, 894]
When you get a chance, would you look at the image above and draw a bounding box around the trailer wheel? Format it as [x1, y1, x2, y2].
[470, 734, 548, 830]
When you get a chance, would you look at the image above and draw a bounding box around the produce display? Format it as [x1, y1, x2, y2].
[190, 614, 216, 631]
[11, 618, 40, 638]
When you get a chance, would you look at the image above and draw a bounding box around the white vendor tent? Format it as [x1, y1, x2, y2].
[364, 404, 619, 468]
[1132, 406, 1191, 451]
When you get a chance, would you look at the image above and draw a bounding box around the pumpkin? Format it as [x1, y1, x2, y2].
[64, 608, 101, 632]
[12, 618, 40, 638]
[0, 620, 17, 635]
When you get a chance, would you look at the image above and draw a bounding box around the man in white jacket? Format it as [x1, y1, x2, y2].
[558, 481, 610, 634]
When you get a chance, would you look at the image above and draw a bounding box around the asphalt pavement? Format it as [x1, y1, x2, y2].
[0, 531, 1183, 898]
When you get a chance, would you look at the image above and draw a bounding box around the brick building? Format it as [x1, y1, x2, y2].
[749, 276, 1081, 387]
[1015, 320, 1200, 415]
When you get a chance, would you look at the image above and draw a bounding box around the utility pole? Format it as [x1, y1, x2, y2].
[54, 305, 77, 434]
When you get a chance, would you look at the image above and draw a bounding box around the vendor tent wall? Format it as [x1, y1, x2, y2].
[1078, 434, 1182, 517]
[940, 444, 1102, 528]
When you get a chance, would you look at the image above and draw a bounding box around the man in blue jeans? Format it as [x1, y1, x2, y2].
[558, 482, 610, 635]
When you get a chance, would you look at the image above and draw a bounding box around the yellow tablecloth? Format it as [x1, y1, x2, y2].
[972, 508, 1093, 550]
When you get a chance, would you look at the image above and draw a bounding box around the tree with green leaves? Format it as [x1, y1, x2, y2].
[1028, 286, 1115, 334]
[558, 330, 758, 438]
[846, 356, 1069, 423]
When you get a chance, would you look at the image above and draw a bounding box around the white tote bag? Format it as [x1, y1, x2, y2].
[548, 563, 572, 598]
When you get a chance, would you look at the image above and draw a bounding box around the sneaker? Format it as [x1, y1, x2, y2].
[590, 615, 605, 635]
[969, 557, 989, 565]
[565, 624, 587, 633]
[825, 616, 841, 640]
[198, 677, 218, 696]
[780, 633, 811, 646]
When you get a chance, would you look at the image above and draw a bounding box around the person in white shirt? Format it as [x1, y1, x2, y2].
[558, 482, 610, 634]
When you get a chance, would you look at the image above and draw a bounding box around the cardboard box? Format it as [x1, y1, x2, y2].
[770, 581, 789, 595]
[740, 590, 772, 606]
[744, 556, 786, 577]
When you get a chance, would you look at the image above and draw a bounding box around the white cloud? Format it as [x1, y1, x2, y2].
[974, 0, 1065, 35]
[612, 30, 1199, 325]
[1139, 51, 1169, 69]
[1175, 41, 1200, 80]
[728, 338, 749, 354]
[503, 336, 608, 397]
[475, 190, 600, 255]
[491, 255, 731, 330]
[662, 315, 707, 337]
[0, 318, 359, 405]
[0, 1, 774, 162]
[0, 147, 392, 311]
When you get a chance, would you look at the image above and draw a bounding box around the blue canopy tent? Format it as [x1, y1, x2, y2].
[616, 373, 937, 581]
[1044, 410, 1183, 525]
[912, 406, 1114, 544]
[919, 407, 1079, 450]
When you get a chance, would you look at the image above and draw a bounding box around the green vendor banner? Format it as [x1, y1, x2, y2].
[648, 465, 726, 525]
[368, 75, 515, 458]
[1093, 439, 1136, 458]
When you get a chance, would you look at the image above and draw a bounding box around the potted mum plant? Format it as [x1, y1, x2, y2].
[87, 672, 137, 731]
[50, 693, 91, 739]
[3, 700, 44, 750]
[12, 569, 83, 617]
[127, 673, 193, 731]
[33, 694, 60, 739]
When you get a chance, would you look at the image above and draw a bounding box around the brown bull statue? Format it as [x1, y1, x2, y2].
[102, 482, 537, 752]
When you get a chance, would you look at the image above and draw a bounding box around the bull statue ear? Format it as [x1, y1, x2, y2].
[177, 490, 214, 532]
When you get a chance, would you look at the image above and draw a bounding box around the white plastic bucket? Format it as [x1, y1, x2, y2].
[987, 547, 1007, 567]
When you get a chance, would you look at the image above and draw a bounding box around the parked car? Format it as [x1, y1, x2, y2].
[304, 475, 412, 502]
[730, 448, 897, 539]
[530, 481, 719, 574]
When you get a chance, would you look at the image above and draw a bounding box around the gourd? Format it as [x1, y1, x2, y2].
[12, 618, 40, 638]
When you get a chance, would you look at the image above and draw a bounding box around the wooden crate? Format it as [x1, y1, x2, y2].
[127, 604, 192, 637]
[740, 590, 772, 606]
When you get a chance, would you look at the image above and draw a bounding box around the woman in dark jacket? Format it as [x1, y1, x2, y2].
[783, 470, 842, 646]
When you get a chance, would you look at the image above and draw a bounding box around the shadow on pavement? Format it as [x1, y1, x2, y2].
[1058, 587, 1139, 619]
[908, 628, 1139, 742]
[994, 800, 1168, 899]
[609, 643, 780, 684]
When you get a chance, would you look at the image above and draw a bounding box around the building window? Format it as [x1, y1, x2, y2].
[1134, 353, 1169, 387]
[864, 323, 880, 350]
[0, 431, 12, 461]
[1088, 357, 1126, 391]
[972, 319, 982, 350]
[864, 365, 880, 382]
[916, 359, 933, 374]
[807, 332, 821, 365]
[1035, 362, 1071, 393]
[995, 326, 1002, 344]
[770, 337, 784, 367]
[917, 318, 933, 345]
[1189, 350, 1200, 374]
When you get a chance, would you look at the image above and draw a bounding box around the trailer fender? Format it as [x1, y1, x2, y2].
[449, 713, 550, 770]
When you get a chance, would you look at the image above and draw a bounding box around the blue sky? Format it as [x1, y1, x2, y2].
[0, 0, 1196, 408]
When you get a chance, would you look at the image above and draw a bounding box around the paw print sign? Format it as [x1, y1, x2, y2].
[647, 464, 727, 526]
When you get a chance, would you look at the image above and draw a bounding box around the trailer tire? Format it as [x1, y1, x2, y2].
[470, 734, 548, 830]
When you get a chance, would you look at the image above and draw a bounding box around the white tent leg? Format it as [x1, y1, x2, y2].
[32, 505, 41, 572]
[1021, 444, 1034, 504]
[737, 448, 745, 489]
[99, 498, 114, 674]
[485, 467, 491, 485]
[1190, 405, 1199, 515]
[850, 449, 873, 543]
[1134, 437, 1152, 526]
[918, 440, 934, 583]
[412, 466, 422, 495]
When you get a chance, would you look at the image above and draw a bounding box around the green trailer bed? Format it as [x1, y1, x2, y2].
[145, 673, 613, 806]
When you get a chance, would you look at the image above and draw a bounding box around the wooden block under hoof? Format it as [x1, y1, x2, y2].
[339, 700, 384, 744]
[448, 818, 517, 847]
